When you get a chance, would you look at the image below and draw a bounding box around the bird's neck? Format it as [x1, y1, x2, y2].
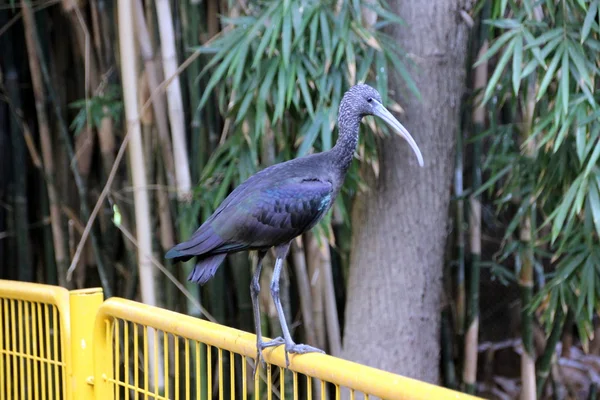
[332, 113, 361, 173]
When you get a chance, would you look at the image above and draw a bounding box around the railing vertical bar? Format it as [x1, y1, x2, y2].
[24, 302, 32, 400]
[18, 301, 24, 399]
[229, 351, 235, 400]
[267, 363, 272, 400]
[242, 355, 247, 400]
[52, 306, 59, 399]
[115, 319, 121, 400]
[134, 323, 139, 400]
[164, 331, 169, 399]
[36, 303, 45, 400]
[184, 339, 190, 400]
[280, 367, 285, 400]
[124, 321, 130, 400]
[207, 345, 212, 400]
[143, 326, 148, 400]
[292, 371, 298, 400]
[195, 342, 200, 400]
[175, 335, 180, 400]
[153, 328, 158, 398]
[10, 300, 18, 400]
[218, 347, 223, 400]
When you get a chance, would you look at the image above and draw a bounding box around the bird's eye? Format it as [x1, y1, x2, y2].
[367, 97, 373, 103]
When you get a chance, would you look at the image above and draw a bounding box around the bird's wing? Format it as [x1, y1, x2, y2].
[165, 177, 333, 261]
[212, 177, 334, 248]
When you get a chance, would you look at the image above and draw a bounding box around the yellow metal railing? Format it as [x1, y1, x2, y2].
[0, 280, 484, 400]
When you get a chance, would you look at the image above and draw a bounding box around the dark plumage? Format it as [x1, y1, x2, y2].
[166, 83, 423, 370]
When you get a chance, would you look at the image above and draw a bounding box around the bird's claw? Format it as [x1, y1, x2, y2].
[283, 342, 324, 368]
[254, 336, 285, 378]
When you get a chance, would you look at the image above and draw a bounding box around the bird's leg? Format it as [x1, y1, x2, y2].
[270, 243, 324, 367]
[251, 250, 284, 377]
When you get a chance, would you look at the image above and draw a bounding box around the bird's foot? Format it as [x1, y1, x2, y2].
[254, 336, 285, 378]
[283, 341, 325, 368]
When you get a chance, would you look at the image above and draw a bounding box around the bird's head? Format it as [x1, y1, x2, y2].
[341, 83, 424, 167]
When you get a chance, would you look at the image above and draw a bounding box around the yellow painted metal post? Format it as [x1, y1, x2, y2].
[69, 288, 103, 398]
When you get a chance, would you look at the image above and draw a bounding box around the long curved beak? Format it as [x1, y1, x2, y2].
[373, 102, 424, 167]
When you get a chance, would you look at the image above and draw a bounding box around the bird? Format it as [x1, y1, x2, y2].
[166, 83, 424, 371]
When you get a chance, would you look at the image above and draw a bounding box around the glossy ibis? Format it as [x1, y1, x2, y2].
[166, 83, 424, 369]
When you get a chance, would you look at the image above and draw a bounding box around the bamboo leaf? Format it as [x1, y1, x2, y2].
[282, 12, 292, 69]
[537, 45, 562, 101]
[273, 66, 286, 123]
[588, 178, 600, 238]
[567, 44, 592, 88]
[252, 20, 277, 68]
[321, 110, 332, 151]
[320, 12, 332, 68]
[552, 177, 582, 243]
[483, 39, 516, 104]
[474, 30, 517, 67]
[582, 0, 598, 43]
[308, 12, 319, 59]
[560, 49, 569, 115]
[297, 115, 322, 156]
[297, 65, 315, 117]
[584, 138, 600, 177]
[512, 35, 523, 94]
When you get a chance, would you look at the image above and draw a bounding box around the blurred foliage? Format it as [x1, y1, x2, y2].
[476, 0, 600, 347]
[193, 0, 418, 241]
[69, 84, 123, 135]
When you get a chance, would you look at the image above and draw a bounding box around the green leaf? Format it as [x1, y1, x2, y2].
[282, 12, 292, 68]
[560, 49, 569, 115]
[297, 115, 322, 156]
[537, 44, 562, 101]
[588, 178, 600, 238]
[321, 110, 332, 151]
[512, 35, 523, 94]
[308, 12, 319, 59]
[584, 137, 600, 177]
[320, 12, 332, 67]
[483, 39, 516, 104]
[552, 176, 582, 243]
[474, 30, 517, 67]
[252, 20, 277, 68]
[297, 65, 315, 117]
[273, 66, 286, 123]
[473, 164, 512, 197]
[567, 44, 592, 88]
[486, 18, 522, 29]
[582, 0, 598, 43]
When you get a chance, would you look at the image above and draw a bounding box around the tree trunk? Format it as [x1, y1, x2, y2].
[342, 0, 469, 383]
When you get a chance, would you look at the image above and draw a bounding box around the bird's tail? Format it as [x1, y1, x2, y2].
[187, 253, 227, 285]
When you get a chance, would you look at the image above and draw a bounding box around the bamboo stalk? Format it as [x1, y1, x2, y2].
[291, 239, 317, 346]
[5, 52, 34, 281]
[536, 305, 565, 397]
[305, 233, 326, 350]
[519, 76, 537, 400]
[118, 0, 156, 309]
[21, 0, 68, 287]
[320, 238, 342, 356]
[154, 0, 192, 200]
[463, 19, 489, 394]
[180, 0, 205, 179]
[118, 0, 163, 389]
[441, 306, 457, 389]
[133, 0, 177, 189]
